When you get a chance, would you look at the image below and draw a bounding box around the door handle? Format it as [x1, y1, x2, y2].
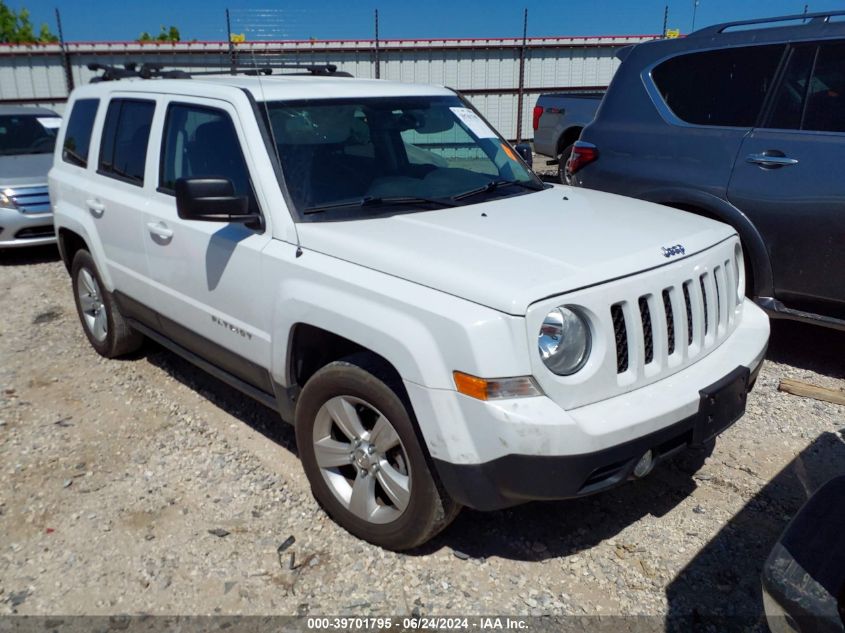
[86, 199, 105, 217]
[146, 221, 173, 240]
[746, 153, 799, 168]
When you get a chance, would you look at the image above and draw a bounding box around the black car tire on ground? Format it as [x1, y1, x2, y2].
[295, 353, 461, 550]
[558, 144, 574, 185]
[71, 249, 143, 358]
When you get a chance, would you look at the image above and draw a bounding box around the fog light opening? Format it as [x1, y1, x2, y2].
[633, 450, 654, 479]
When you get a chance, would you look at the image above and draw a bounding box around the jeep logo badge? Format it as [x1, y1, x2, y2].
[661, 244, 686, 258]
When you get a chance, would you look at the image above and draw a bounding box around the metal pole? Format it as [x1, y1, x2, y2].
[691, 0, 699, 32]
[226, 8, 235, 74]
[662, 5, 669, 38]
[55, 8, 74, 94]
[374, 9, 380, 79]
[515, 8, 528, 144]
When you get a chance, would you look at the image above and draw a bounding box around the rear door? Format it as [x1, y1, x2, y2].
[88, 95, 157, 300]
[728, 40, 845, 310]
[141, 96, 275, 392]
[579, 43, 785, 200]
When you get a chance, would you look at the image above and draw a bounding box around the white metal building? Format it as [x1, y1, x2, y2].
[0, 35, 656, 139]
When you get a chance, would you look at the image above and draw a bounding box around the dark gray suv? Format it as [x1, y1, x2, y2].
[572, 11, 845, 331]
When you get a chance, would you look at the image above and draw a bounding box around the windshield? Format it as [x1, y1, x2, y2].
[0, 114, 60, 156]
[261, 95, 543, 220]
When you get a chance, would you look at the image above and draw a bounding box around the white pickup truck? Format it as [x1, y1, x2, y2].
[49, 64, 769, 550]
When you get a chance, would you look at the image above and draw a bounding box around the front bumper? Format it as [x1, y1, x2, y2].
[435, 362, 761, 510]
[0, 206, 56, 248]
[406, 300, 769, 511]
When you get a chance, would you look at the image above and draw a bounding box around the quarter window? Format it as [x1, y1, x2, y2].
[159, 103, 256, 210]
[62, 98, 99, 168]
[652, 44, 785, 127]
[98, 99, 155, 186]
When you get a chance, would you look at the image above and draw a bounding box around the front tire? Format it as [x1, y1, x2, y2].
[71, 249, 143, 358]
[295, 355, 460, 550]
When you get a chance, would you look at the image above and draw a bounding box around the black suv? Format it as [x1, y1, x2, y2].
[571, 11, 845, 331]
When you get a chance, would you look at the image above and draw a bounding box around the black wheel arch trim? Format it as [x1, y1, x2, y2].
[638, 187, 773, 298]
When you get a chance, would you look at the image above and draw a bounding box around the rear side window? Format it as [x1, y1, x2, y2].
[98, 99, 155, 186]
[159, 103, 256, 210]
[652, 44, 785, 127]
[62, 99, 99, 167]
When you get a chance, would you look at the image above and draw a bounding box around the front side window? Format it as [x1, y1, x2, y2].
[767, 45, 816, 130]
[62, 99, 98, 167]
[159, 103, 256, 210]
[98, 99, 155, 186]
[653, 44, 785, 127]
[802, 41, 845, 133]
[262, 95, 542, 220]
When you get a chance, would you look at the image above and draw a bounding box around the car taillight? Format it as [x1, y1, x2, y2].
[565, 141, 599, 176]
[532, 105, 543, 131]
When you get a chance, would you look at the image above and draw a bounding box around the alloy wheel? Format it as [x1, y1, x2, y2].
[76, 268, 107, 342]
[312, 395, 412, 524]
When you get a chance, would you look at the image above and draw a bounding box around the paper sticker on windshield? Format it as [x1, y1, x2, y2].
[37, 117, 61, 129]
[450, 107, 497, 139]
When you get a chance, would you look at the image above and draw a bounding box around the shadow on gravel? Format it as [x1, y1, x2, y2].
[665, 429, 845, 631]
[141, 341, 298, 455]
[766, 319, 845, 380]
[0, 244, 60, 266]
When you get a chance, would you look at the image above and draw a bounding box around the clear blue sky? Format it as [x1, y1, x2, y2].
[9, 0, 845, 42]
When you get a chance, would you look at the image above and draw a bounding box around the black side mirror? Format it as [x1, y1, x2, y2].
[514, 143, 534, 168]
[175, 178, 260, 227]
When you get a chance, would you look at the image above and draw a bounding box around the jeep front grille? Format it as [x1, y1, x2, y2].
[638, 296, 654, 365]
[612, 256, 739, 376]
[662, 289, 675, 355]
[529, 238, 744, 411]
[611, 304, 628, 373]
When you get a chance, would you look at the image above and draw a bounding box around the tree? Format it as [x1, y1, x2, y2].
[138, 25, 180, 42]
[0, 1, 58, 44]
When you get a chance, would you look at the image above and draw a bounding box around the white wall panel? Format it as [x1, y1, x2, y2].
[0, 36, 654, 138]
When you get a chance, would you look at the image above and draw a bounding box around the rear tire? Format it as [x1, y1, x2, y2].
[71, 249, 143, 358]
[557, 144, 574, 185]
[295, 354, 460, 550]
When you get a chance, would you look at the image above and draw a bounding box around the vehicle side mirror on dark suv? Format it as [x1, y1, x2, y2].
[174, 178, 261, 228]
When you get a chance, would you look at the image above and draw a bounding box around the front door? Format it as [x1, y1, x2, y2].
[141, 97, 275, 392]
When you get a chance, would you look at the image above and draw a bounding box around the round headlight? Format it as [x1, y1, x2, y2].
[538, 306, 591, 375]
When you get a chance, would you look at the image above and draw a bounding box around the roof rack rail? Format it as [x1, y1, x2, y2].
[87, 62, 351, 83]
[689, 9, 845, 38]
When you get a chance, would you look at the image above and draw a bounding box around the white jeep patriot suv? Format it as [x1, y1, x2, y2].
[49, 64, 769, 550]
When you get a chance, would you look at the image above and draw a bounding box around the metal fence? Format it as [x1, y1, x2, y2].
[0, 34, 656, 140]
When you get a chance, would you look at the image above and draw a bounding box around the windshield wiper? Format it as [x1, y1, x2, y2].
[304, 195, 457, 216]
[451, 179, 544, 202]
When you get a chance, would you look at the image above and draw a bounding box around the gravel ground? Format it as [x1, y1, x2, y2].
[1, 246, 843, 624]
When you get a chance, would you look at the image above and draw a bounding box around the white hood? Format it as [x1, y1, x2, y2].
[297, 185, 735, 315]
